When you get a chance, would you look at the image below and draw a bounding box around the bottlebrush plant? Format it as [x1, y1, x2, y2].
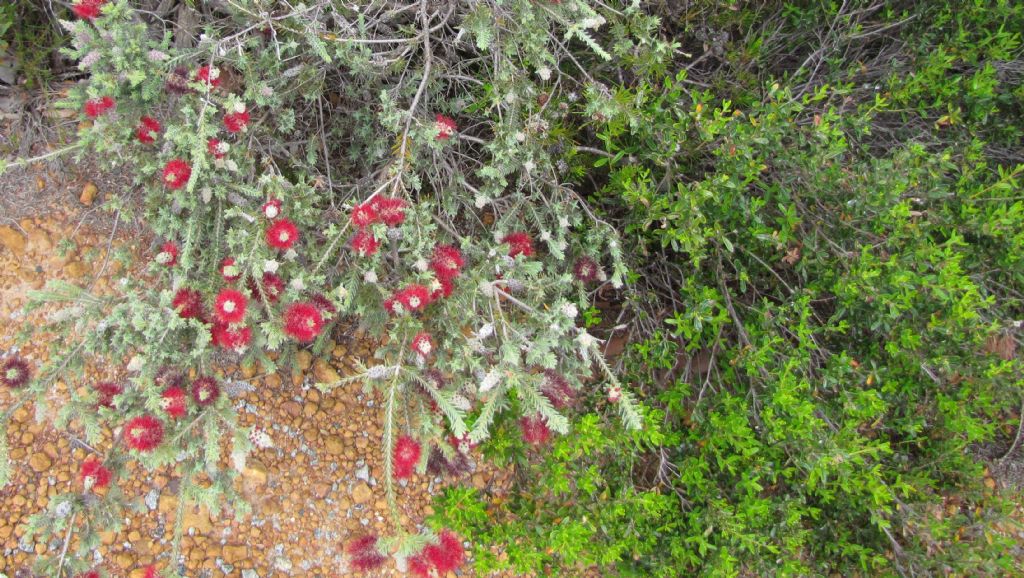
[0, 0, 659, 575]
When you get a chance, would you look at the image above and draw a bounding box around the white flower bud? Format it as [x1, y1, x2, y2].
[537, 66, 552, 81]
[263, 259, 280, 273]
[363, 270, 378, 284]
[479, 369, 500, 393]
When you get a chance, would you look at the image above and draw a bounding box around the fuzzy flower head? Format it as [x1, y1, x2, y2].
[214, 289, 247, 324]
[502, 232, 534, 258]
[266, 218, 299, 250]
[80, 456, 112, 491]
[1, 356, 31, 388]
[430, 276, 454, 301]
[212, 322, 252, 353]
[94, 381, 123, 408]
[166, 67, 192, 94]
[83, 96, 115, 118]
[424, 531, 465, 574]
[284, 302, 324, 342]
[208, 138, 229, 160]
[369, 196, 406, 227]
[249, 272, 284, 302]
[194, 65, 221, 88]
[155, 241, 178, 267]
[262, 199, 282, 219]
[345, 535, 387, 572]
[123, 415, 163, 451]
[350, 229, 379, 257]
[430, 245, 464, 279]
[135, 116, 161, 144]
[75, 572, 101, 578]
[309, 293, 337, 320]
[540, 369, 574, 410]
[435, 114, 457, 140]
[160, 386, 188, 419]
[607, 385, 622, 403]
[396, 284, 430, 312]
[72, 0, 107, 19]
[412, 332, 433, 357]
[350, 202, 377, 228]
[191, 376, 220, 406]
[519, 414, 551, 446]
[393, 435, 422, 479]
[162, 159, 191, 189]
[223, 108, 250, 133]
[573, 256, 601, 283]
[172, 287, 204, 319]
[220, 257, 240, 282]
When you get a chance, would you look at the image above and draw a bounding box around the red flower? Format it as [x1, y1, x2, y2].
[266, 218, 299, 250]
[172, 288, 204, 320]
[214, 289, 247, 324]
[160, 386, 188, 419]
[71, 0, 107, 19]
[262, 199, 282, 219]
[503, 232, 534, 257]
[156, 241, 179, 266]
[162, 159, 191, 189]
[83, 96, 115, 118]
[573, 256, 600, 282]
[79, 456, 112, 490]
[423, 531, 465, 574]
[519, 414, 551, 446]
[135, 116, 162, 144]
[430, 276, 454, 301]
[143, 565, 158, 578]
[411, 332, 433, 357]
[94, 381, 123, 408]
[191, 376, 220, 406]
[212, 322, 252, 353]
[1, 356, 31, 388]
[75, 571, 101, 578]
[309, 293, 337, 320]
[430, 245, 464, 279]
[408, 554, 431, 578]
[249, 272, 284, 302]
[345, 535, 387, 572]
[540, 369, 574, 410]
[220, 257, 240, 282]
[396, 284, 430, 312]
[283, 302, 323, 342]
[369, 197, 406, 226]
[350, 229, 379, 257]
[351, 202, 377, 227]
[208, 138, 228, 159]
[435, 114, 457, 140]
[195, 65, 221, 88]
[393, 435, 421, 479]
[123, 415, 164, 451]
[223, 109, 250, 133]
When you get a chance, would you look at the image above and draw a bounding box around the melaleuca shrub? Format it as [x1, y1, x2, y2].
[1, 0, 651, 573]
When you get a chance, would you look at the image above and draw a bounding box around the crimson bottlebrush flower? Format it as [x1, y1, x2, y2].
[194, 65, 221, 88]
[350, 202, 377, 228]
[80, 456, 112, 491]
[309, 293, 337, 320]
[435, 114, 457, 140]
[155, 241, 178, 267]
[503, 232, 534, 257]
[262, 199, 282, 219]
[519, 414, 551, 446]
[540, 369, 574, 410]
[172, 287, 204, 319]
[154, 366, 185, 389]
[71, 0, 106, 19]
[449, 432, 477, 455]
[212, 322, 252, 353]
[135, 116, 161, 144]
[191, 376, 220, 406]
[393, 435, 422, 479]
[162, 159, 192, 189]
[223, 109, 250, 133]
[143, 565, 158, 578]
[408, 554, 431, 578]
[249, 272, 284, 302]
[220, 257, 240, 282]
[430, 245, 464, 279]
[160, 386, 188, 419]
[83, 96, 115, 118]
[345, 535, 387, 572]
[214, 289, 247, 324]
[94, 381, 123, 408]
[75, 570, 101, 578]
[573, 256, 601, 283]
[430, 276, 454, 301]
[123, 415, 164, 451]
[424, 531, 465, 574]
[350, 229, 379, 257]
[208, 138, 229, 159]
[411, 332, 433, 357]
[396, 284, 430, 312]
[426, 447, 472, 477]
[1, 356, 31, 388]
[607, 385, 622, 403]
[283, 302, 324, 342]
[266, 218, 299, 250]
[369, 196, 406, 226]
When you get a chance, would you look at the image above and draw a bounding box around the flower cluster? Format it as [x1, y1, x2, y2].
[1, 356, 31, 388]
[71, 0, 108, 20]
[409, 531, 465, 577]
[83, 96, 115, 118]
[393, 435, 422, 479]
